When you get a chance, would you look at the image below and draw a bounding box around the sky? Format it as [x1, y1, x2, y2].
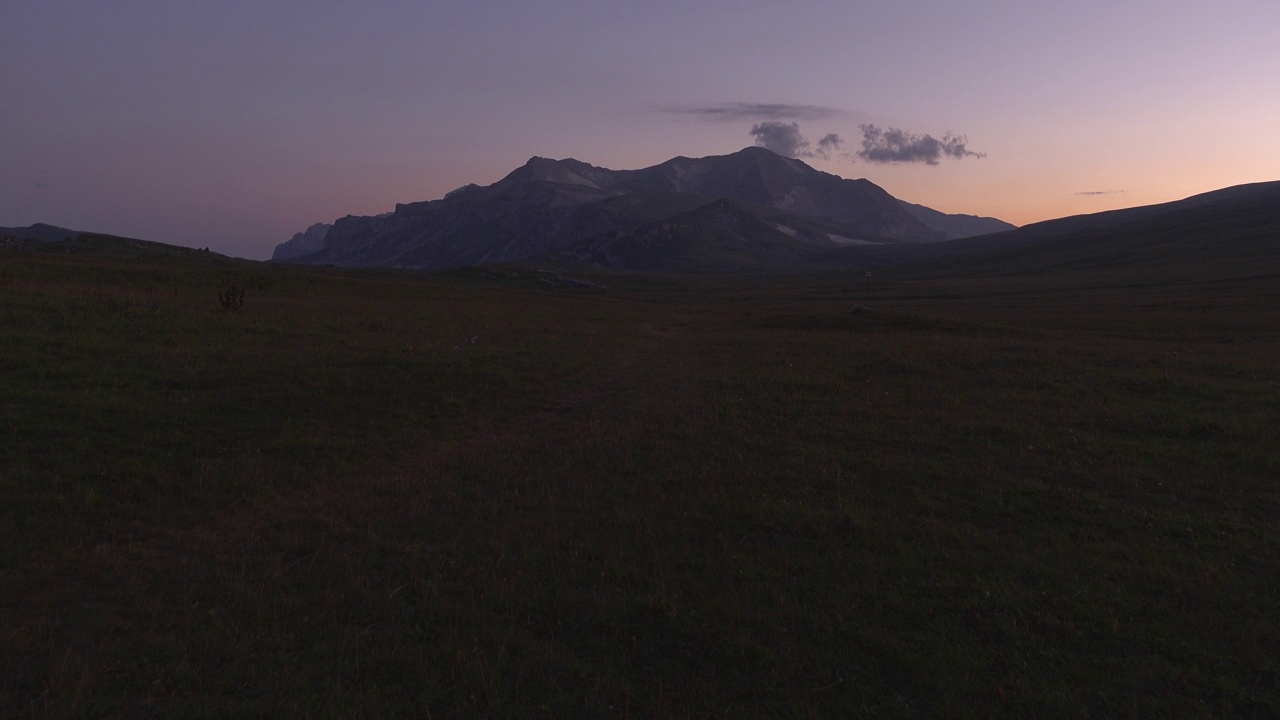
[3, 1, 1278, 259]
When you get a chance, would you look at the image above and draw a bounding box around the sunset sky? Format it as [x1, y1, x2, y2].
[4, 1, 1278, 259]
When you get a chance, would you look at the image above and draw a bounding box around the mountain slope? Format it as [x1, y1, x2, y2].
[272, 222, 332, 260]
[605, 148, 941, 242]
[546, 196, 866, 272]
[898, 201, 1017, 239]
[894, 181, 1280, 283]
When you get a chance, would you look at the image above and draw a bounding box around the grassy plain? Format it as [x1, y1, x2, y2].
[2, 241, 1278, 718]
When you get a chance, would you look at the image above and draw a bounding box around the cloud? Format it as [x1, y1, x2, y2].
[749, 123, 845, 160]
[855, 124, 986, 165]
[669, 102, 843, 123]
[32, 182, 48, 189]
[750, 122, 810, 157]
[816, 133, 843, 158]
[1074, 190, 1125, 196]
[746, 121, 982, 166]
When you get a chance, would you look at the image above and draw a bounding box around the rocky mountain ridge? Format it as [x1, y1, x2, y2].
[272, 147, 1015, 271]
[272, 222, 332, 260]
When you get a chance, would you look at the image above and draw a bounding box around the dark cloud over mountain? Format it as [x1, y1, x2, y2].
[749, 123, 844, 159]
[749, 122, 810, 157]
[747, 121, 983, 166]
[855, 124, 985, 165]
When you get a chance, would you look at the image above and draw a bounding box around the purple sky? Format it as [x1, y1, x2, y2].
[4, 1, 1278, 259]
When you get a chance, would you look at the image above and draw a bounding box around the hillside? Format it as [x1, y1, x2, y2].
[898, 200, 1016, 239]
[0, 223, 80, 242]
[889, 180, 1280, 284]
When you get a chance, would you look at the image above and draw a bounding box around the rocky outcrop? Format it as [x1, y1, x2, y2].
[271, 222, 331, 261]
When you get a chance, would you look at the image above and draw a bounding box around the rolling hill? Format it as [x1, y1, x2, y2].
[893, 180, 1280, 283]
[0, 223, 80, 242]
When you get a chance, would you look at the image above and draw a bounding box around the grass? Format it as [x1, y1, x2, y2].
[2, 245, 1278, 718]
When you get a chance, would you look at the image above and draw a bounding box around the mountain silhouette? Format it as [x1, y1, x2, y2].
[274, 147, 1014, 271]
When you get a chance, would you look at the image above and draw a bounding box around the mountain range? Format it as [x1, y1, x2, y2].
[271, 147, 1015, 271]
[10, 154, 1274, 280]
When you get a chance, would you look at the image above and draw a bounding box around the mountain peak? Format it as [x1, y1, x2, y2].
[505, 156, 614, 189]
[523, 155, 593, 169]
[734, 145, 784, 157]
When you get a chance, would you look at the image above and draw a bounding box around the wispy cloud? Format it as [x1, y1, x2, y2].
[1074, 190, 1125, 196]
[32, 182, 48, 189]
[749, 122, 844, 159]
[855, 124, 985, 165]
[668, 102, 844, 123]
[816, 133, 843, 157]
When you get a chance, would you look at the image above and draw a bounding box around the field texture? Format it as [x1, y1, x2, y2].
[2, 248, 1278, 718]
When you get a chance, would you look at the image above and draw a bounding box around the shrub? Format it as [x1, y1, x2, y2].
[217, 281, 245, 311]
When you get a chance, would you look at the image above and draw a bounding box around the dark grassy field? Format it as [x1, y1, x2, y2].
[3, 242, 1278, 718]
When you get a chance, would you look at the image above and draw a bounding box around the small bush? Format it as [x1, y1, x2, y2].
[217, 281, 245, 311]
